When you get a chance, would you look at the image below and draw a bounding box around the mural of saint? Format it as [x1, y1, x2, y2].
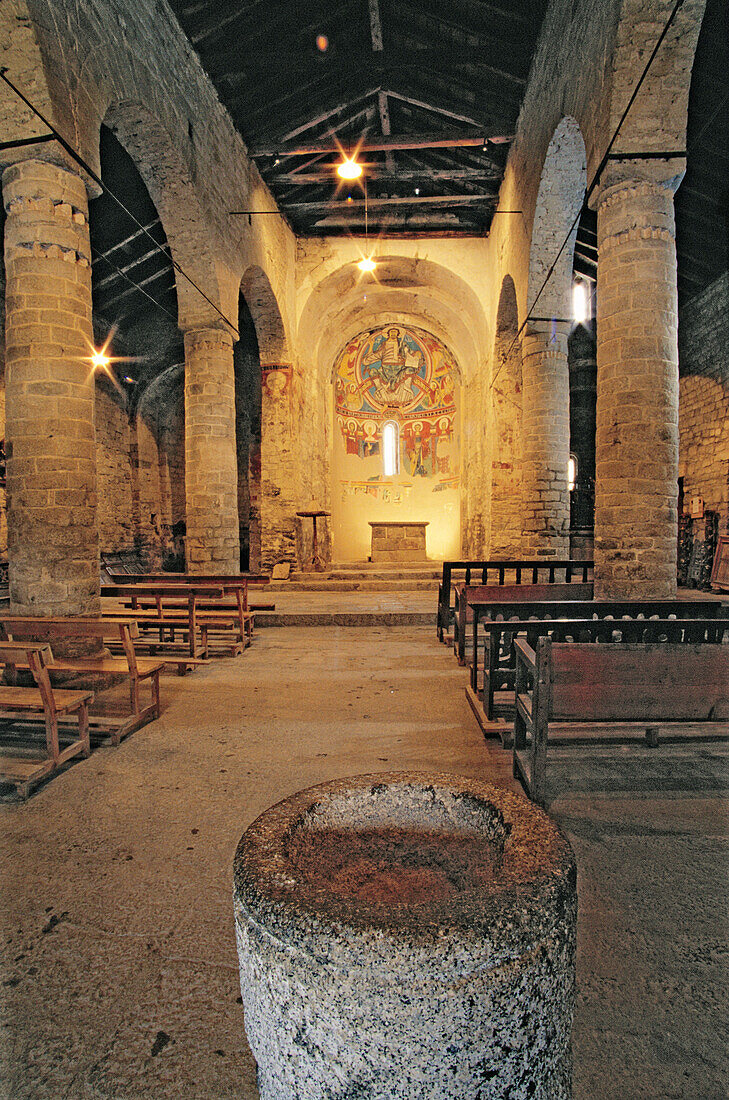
[361, 327, 424, 408]
[334, 323, 458, 474]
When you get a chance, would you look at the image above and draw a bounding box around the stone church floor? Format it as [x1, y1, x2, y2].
[0, 625, 727, 1099]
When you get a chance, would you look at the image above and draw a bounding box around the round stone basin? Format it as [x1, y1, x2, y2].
[283, 784, 508, 912]
[233, 772, 577, 1099]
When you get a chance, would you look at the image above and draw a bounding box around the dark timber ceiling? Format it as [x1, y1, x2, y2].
[168, 0, 550, 238]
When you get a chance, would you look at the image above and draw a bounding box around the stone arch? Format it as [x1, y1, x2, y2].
[527, 117, 587, 322]
[240, 264, 290, 365]
[102, 101, 235, 332]
[298, 254, 488, 559]
[490, 275, 524, 556]
[238, 264, 294, 570]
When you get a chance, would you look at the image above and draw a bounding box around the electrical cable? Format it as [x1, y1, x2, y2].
[492, 0, 688, 385]
[0, 69, 240, 338]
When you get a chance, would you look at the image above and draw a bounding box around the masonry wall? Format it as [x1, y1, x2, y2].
[678, 272, 729, 532]
[95, 378, 133, 551]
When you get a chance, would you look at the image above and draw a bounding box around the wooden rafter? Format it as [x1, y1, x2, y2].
[251, 131, 512, 156]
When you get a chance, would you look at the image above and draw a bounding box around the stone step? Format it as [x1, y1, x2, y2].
[287, 570, 441, 583]
[267, 578, 439, 592]
[255, 610, 435, 627]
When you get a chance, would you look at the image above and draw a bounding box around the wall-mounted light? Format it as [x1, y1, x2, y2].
[572, 280, 590, 325]
[568, 453, 577, 492]
[91, 350, 111, 370]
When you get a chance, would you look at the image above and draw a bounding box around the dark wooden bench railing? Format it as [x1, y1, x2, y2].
[467, 599, 728, 733]
[106, 571, 275, 613]
[453, 581, 595, 665]
[437, 559, 593, 642]
[513, 620, 729, 806]
[0, 641, 93, 799]
[0, 617, 163, 743]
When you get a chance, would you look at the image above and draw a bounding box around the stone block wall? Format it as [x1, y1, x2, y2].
[678, 273, 729, 533]
[95, 378, 133, 550]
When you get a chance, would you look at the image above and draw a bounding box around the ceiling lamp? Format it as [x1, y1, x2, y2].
[337, 157, 362, 180]
[357, 257, 376, 273]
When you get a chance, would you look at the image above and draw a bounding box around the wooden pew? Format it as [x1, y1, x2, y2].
[512, 620, 729, 807]
[106, 571, 275, 612]
[467, 598, 727, 722]
[0, 617, 163, 744]
[101, 583, 246, 659]
[453, 581, 594, 665]
[437, 559, 593, 642]
[0, 641, 92, 798]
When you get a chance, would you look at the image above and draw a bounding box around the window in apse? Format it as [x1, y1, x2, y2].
[382, 421, 400, 476]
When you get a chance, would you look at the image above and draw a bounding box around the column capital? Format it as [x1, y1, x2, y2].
[588, 159, 685, 213]
[595, 177, 676, 255]
[182, 326, 235, 353]
[1, 149, 101, 202]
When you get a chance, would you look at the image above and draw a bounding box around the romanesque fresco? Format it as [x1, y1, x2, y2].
[334, 324, 458, 481]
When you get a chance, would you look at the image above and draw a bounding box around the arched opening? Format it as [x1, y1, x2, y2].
[522, 116, 587, 555]
[89, 123, 184, 567]
[489, 275, 523, 556]
[332, 323, 460, 562]
[234, 294, 262, 571]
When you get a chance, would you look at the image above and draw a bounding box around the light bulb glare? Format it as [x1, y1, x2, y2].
[572, 281, 589, 325]
[358, 257, 376, 273]
[338, 158, 362, 180]
[91, 351, 110, 370]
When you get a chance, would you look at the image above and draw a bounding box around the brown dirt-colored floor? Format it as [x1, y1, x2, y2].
[0, 625, 727, 1098]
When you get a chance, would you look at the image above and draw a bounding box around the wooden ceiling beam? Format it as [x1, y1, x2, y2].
[282, 194, 498, 210]
[207, 46, 529, 84]
[263, 167, 502, 183]
[251, 131, 512, 156]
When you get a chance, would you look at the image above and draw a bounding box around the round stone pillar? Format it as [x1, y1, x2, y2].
[2, 159, 100, 615]
[595, 179, 679, 598]
[183, 327, 240, 573]
[520, 326, 571, 556]
[234, 773, 577, 1099]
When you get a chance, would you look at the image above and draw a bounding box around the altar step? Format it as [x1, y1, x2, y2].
[267, 562, 442, 592]
[257, 561, 439, 625]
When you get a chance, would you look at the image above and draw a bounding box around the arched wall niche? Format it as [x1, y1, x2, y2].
[331, 322, 462, 563]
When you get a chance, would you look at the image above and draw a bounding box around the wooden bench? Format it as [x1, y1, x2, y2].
[101, 583, 247, 659]
[437, 559, 593, 642]
[453, 581, 594, 665]
[0, 616, 164, 744]
[106, 571, 275, 612]
[512, 621, 729, 807]
[467, 598, 729, 736]
[0, 641, 92, 799]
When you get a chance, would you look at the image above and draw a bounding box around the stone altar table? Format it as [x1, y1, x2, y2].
[369, 520, 428, 562]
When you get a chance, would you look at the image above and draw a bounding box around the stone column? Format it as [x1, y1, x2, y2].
[183, 327, 240, 573]
[3, 159, 99, 615]
[260, 364, 297, 570]
[594, 179, 679, 598]
[520, 326, 570, 556]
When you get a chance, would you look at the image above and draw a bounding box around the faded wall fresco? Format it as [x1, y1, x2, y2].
[332, 324, 461, 561]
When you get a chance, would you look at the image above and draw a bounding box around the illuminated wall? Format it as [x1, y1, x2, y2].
[332, 323, 461, 561]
